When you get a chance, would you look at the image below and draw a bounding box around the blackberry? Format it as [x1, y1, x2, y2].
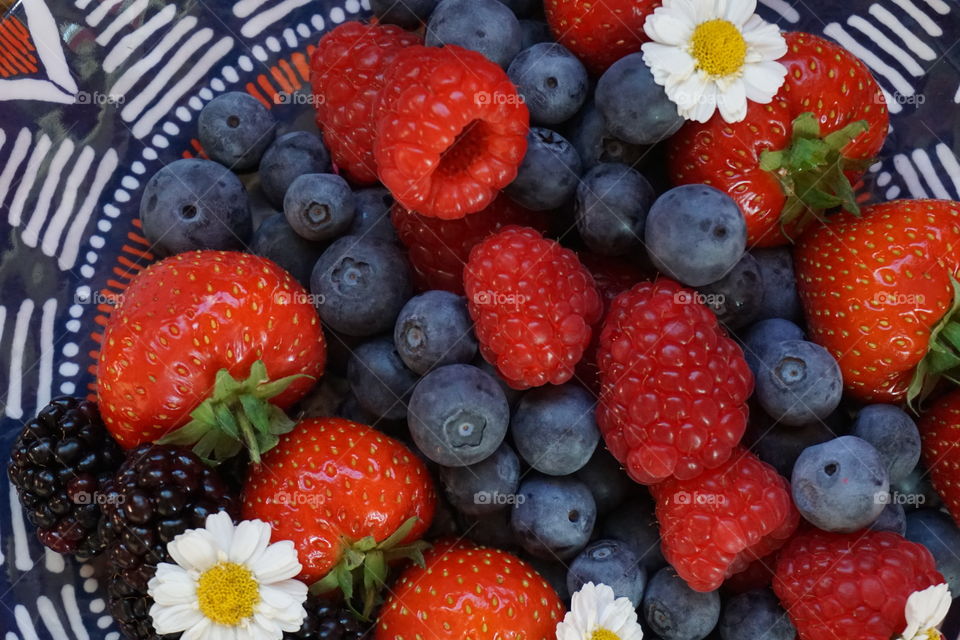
[7, 397, 123, 558]
[103, 444, 238, 640]
[286, 596, 372, 640]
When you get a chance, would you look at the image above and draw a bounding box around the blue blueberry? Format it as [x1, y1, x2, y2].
[645, 185, 748, 287]
[394, 290, 477, 375]
[643, 568, 721, 640]
[511, 475, 597, 560]
[791, 435, 889, 532]
[511, 383, 599, 476]
[576, 447, 630, 515]
[892, 467, 942, 512]
[463, 509, 518, 550]
[198, 91, 276, 171]
[346, 337, 420, 421]
[596, 53, 684, 146]
[425, 0, 522, 68]
[906, 509, 960, 593]
[752, 247, 802, 322]
[747, 418, 836, 478]
[505, 128, 582, 210]
[335, 393, 381, 426]
[371, 0, 438, 28]
[472, 355, 522, 407]
[250, 213, 325, 287]
[259, 131, 331, 208]
[696, 253, 764, 330]
[755, 340, 842, 425]
[575, 162, 655, 256]
[718, 589, 794, 640]
[140, 158, 252, 256]
[519, 19, 552, 50]
[565, 99, 648, 171]
[851, 404, 921, 484]
[349, 187, 397, 243]
[407, 364, 509, 466]
[508, 43, 589, 125]
[740, 318, 805, 378]
[283, 173, 355, 242]
[869, 501, 906, 535]
[568, 539, 646, 607]
[600, 497, 666, 574]
[439, 442, 520, 516]
[310, 235, 413, 336]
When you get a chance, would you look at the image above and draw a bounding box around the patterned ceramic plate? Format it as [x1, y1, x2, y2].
[1, 0, 960, 638]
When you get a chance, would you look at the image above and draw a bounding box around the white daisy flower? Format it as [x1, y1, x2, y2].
[641, 0, 788, 124]
[147, 511, 309, 640]
[898, 583, 951, 640]
[556, 582, 644, 640]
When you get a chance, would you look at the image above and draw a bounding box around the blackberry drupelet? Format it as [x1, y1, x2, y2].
[103, 444, 238, 640]
[7, 397, 123, 558]
[286, 596, 372, 640]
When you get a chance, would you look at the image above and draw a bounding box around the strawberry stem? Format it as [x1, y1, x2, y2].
[908, 276, 960, 409]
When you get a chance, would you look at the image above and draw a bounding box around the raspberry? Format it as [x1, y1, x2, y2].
[310, 22, 421, 184]
[375, 45, 529, 219]
[651, 450, 798, 592]
[774, 529, 944, 640]
[392, 195, 550, 294]
[464, 226, 602, 389]
[597, 279, 753, 484]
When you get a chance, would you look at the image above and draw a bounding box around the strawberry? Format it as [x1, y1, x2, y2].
[669, 32, 889, 247]
[920, 389, 960, 525]
[242, 417, 436, 615]
[97, 251, 326, 462]
[376, 541, 564, 639]
[794, 200, 960, 403]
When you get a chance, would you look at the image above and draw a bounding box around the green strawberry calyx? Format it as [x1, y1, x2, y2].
[158, 360, 311, 465]
[909, 276, 960, 409]
[311, 516, 430, 620]
[760, 112, 871, 239]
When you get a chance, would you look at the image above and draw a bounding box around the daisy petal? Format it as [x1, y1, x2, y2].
[204, 511, 236, 549]
[168, 530, 219, 572]
[718, 77, 748, 122]
[742, 60, 787, 103]
[743, 18, 788, 60]
[646, 12, 695, 45]
[722, 0, 757, 26]
[229, 519, 272, 566]
[148, 571, 197, 606]
[251, 540, 302, 583]
[181, 617, 212, 640]
[149, 602, 203, 634]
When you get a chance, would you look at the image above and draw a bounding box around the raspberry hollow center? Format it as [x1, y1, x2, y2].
[438, 121, 492, 178]
[591, 629, 621, 640]
[690, 19, 747, 77]
[196, 562, 259, 625]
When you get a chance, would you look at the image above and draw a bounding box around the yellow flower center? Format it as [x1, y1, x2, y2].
[920, 629, 944, 640]
[196, 562, 259, 626]
[590, 629, 621, 640]
[690, 19, 748, 76]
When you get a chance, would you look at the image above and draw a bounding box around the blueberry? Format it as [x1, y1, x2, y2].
[851, 404, 921, 484]
[791, 435, 889, 532]
[439, 442, 520, 516]
[283, 173, 355, 242]
[394, 291, 477, 374]
[718, 589, 794, 640]
[250, 213, 325, 287]
[575, 162, 655, 256]
[511, 475, 596, 560]
[892, 466, 941, 512]
[511, 383, 599, 475]
[906, 509, 960, 593]
[525, 556, 571, 602]
[740, 318, 805, 378]
[462, 509, 518, 550]
[335, 393, 381, 426]
[752, 248, 802, 322]
[568, 539, 646, 607]
[643, 568, 720, 640]
[197, 91, 276, 171]
[425, 0, 522, 69]
[600, 496, 666, 573]
[347, 337, 420, 421]
[371, 0, 438, 28]
[311, 235, 413, 336]
[576, 447, 630, 515]
[869, 501, 906, 535]
[259, 131, 331, 208]
[755, 340, 842, 426]
[565, 99, 649, 171]
[596, 53, 684, 146]
[696, 253, 764, 331]
[505, 128, 582, 211]
[140, 158, 252, 256]
[507, 43, 588, 125]
[472, 355, 522, 407]
[349, 187, 397, 243]
[407, 364, 509, 466]
[645, 185, 748, 287]
[747, 418, 836, 478]
[519, 19, 552, 50]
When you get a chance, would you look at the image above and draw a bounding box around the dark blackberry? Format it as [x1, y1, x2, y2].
[7, 397, 123, 558]
[286, 596, 372, 640]
[103, 444, 238, 640]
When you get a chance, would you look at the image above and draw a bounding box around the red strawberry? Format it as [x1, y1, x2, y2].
[310, 22, 421, 184]
[669, 32, 889, 247]
[97, 251, 325, 461]
[920, 388, 960, 524]
[794, 200, 960, 403]
[375, 45, 529, 219]
[544, 0, 661, 75]
[597, 279, 753, 484]
[392, 195, 550, 294]
[464, 226, 603, 389]
[243, 417, 436, 614]
[376, 541, 564, 640]
[651, 449, 798, 592]
[774, 529, 944, 640]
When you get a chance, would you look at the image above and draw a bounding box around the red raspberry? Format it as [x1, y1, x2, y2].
[392, 195, 549, 294]
[375, 45, 529, 219]
[310, 22, 421, 184]
[919, 389, 960, 524]
[651, 449, 798, 592]
[774, 529, 944, 640]
[597, 279, 753, 484]
[464, 226, 602, 389]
